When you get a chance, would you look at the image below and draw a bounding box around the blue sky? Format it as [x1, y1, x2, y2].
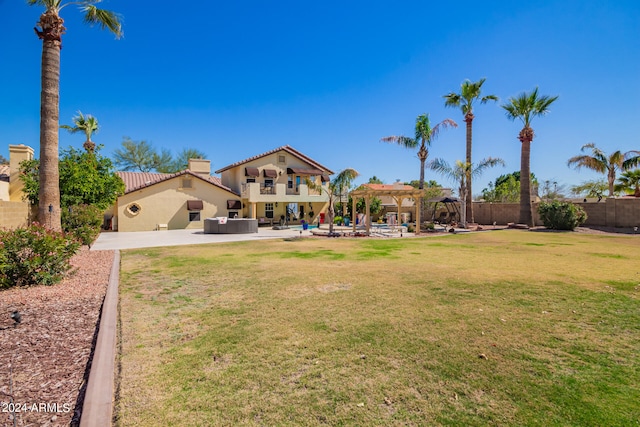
[2, 0, 639, 196]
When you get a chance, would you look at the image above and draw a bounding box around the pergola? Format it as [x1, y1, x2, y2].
[349, 184, 427, 234]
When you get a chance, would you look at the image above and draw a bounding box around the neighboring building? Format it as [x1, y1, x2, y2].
[215, 145, 334, 226]
[113, 159, 241, 232]
[0, 144, 34, 229]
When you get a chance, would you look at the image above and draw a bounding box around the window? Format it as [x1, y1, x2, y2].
[246, 178, 256, 183]
[189, 211, 201, 221]
[265, 203, 274, 219]
[228, 211, 239, 218]
[181, 178, 192, 188]
[287, 176, 293, 189]
[127, 203, 141, 216]
[264, 179, 273, 187]
[278, 155, 286, 164]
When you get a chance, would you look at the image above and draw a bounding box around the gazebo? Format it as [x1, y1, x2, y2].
[349, 183, 427, 234]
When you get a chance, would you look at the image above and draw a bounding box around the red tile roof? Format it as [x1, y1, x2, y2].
[117, 170, 238, 195]
[214, 145, 334, 175]
[362, 183, 415, 191]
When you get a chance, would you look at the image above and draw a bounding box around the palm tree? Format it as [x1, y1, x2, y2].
[60, 111, 99, 152]
[615, 169, 640, 197]
[429, 157, 505, 227]
[29, 0, 122, 231]
[307, 168, 359, 235]
[567, 143, 640, 197]
[502, 88, 558, 226]
[443, 78, 498, 223]
[382, 114, 457, 190]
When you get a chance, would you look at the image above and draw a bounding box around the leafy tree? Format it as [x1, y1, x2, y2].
[339, 176, 383, 217]
[615, 169, 640, 197]
[482, 171, 539, 203]
[570, 179, 608, 200]
[60, 111, 99, 152]
[443, 78, 498, 223]
[502, 88, 558, 226]
[20, 145, 125, 211]
[114, 138, 205, 173]
[382, 114, 457, 190]
[567, 143, 640, 197]
[429, 157, 505, 226]
[307, 168, 359, 234]
[168, 148, 208, 173]
[28, 0, 122, 231]
[0, 154, 8, 165]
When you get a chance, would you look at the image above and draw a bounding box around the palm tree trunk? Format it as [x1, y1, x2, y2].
[36, 11, 64, 231]
[607, 168, 615, 197]
[519, 127, 534, 226]
[418, 145, 428, 225]
[464, 112, 474, 223]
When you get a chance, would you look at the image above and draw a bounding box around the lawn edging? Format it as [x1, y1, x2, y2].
[80, 249, 120, 427]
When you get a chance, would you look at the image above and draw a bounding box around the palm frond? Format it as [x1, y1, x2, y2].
[381, 135, 417, 149]
[82, 4, 123, 38]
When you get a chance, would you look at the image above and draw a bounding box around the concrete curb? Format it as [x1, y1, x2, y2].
[80, 250, 120, 427]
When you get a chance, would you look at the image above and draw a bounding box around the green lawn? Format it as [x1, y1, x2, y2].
[116, 230, 640, 426]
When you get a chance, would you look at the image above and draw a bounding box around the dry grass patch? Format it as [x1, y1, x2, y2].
[116, 230, 639, 426]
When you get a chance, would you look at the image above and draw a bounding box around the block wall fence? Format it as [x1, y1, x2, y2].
[472, 198, 640, 228]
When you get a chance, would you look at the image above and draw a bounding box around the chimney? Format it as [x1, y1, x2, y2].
[9, 144, 34, 202]
[188, 158, 211, 177]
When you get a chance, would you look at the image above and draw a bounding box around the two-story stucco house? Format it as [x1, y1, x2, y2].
[215, 145, 334, 226]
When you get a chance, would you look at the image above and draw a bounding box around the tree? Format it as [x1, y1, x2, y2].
[482, 171, 539, 203]
[570, 179, 608, 200]
[382, 114, 457, 190]
[169, 148, 208, 173]
[113, 137, 172, 172]
[60, 111, 99, 152]
[114, 138, 205, 173]
[540, 179, 566, 201]
[615, 169, 640, 197]
[429, 157, 505, 226]
[443, 78, 498, 223]
[502, 88, 558, 226]
[567, 143, 640, 197]
[20, 145, 125, 211]
[340, 176, 383, 218]
[28, 0, 122, 231]
[0, 154, 8, 165]
[307, 168, 359, 235]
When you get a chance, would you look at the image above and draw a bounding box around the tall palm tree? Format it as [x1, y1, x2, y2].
[307, 168, 359, 235]
[567, 143, 640, 197]
[29, 0, 122, 230]
[502, 88, 558, 226]
[381, 114, 457, 190]
[443, 78, 498, 223]
[60, 111, 99, 152]
[615, 169, 640, 197]
[429, 157, 505, 227]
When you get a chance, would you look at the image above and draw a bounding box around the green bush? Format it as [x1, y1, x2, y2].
[62, 204, 103, 246]
[0, 223, 80, 289]
[537, 201, 587, 230]
[333, 216, 343, 225]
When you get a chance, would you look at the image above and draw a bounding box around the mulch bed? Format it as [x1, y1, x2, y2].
[1, 248, 114, 427]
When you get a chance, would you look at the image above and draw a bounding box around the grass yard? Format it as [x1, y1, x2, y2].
[115, 230, 640, 426]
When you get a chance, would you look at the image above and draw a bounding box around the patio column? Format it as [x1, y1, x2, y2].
[365, 196, 371, 234]
[415, 196, 421, 234]
[352, 196, 357, 232]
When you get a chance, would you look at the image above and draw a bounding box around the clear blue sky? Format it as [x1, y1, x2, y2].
[2, 0, 639, 196]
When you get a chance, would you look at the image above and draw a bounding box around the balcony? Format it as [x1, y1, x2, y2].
[241, 182, 329, 203]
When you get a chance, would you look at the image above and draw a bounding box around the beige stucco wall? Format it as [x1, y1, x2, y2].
[0, 200, 30, 229]
[114, 176, 240, 232]
[0, 181, 8, 201]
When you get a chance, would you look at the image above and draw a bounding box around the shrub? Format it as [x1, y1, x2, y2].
[0, 223, 80, 289]
[333, 216, 343, 225]
[537, 201, 587, 231]
[62, 204, 103, 246]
